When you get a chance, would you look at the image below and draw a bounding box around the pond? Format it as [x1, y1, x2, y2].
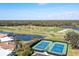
[15, 34, 45, 41]
[61, 25, 79, 31]
[0, 32, 13, 35]
[73, 28, 79, 31]
[0, 31, 45, 41]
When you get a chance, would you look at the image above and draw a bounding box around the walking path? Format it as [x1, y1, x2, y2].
[57, 29, 69, 33]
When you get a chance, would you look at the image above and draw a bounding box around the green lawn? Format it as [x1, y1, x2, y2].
[0, 25, 79, 56]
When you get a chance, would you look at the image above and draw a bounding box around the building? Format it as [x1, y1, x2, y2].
[0, 34, 16, 56]
[32, 51, 49, 56]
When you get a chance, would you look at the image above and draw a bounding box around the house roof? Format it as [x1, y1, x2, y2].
[0, 37, 14, 42]
[32, 53, 49, 56]
[0, 34, 7, 38]
[0, 47, 12, 56]
[0, 42, 15, 49]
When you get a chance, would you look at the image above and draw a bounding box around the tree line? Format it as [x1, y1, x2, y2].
[0, 20, 79, 27]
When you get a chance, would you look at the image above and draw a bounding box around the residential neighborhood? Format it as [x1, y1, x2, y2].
[0, 34, 16, 56]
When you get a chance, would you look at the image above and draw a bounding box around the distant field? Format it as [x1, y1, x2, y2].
[0, 26, 64, 34]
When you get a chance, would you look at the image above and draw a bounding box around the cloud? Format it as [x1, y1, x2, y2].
[37, 3, 48, 6]
[58, 11, 79, 20]
[40, 10, 79, 20]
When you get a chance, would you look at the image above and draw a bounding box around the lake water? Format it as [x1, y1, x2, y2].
[0, 32, 12, 35]
[73, 28, 79, 31]
[0, 32, 45, 41]
[15, 34, 45, 41]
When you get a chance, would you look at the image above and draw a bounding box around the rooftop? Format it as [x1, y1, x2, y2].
[0, 47, 12, 56]
[0, 34, 14, 42]
[0, 34, 7, 38]
[32, 52, 49, 56]
[0, 34, 15, 56]
[0, 40, 16, 56]
[0, 42, 15, 49]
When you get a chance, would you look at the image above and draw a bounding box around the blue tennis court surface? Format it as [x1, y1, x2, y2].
[32, 40, 52, 52]
[51, 44, 64, 53]
[48, 42, 68, 56]
[35, 41, 49, 49]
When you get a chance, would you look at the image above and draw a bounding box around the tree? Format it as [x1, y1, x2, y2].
[15, 45, 33, 56]
[65, 31, 79, 48]
[15, 41, 33, 56]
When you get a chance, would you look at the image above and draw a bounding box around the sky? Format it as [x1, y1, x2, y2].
[0, 3, 79, 20]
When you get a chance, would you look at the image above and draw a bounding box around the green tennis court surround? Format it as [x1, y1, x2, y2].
[47, 42, 68, 56]
[32, 40, 68, 56]
[32, 40, 52, 52]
